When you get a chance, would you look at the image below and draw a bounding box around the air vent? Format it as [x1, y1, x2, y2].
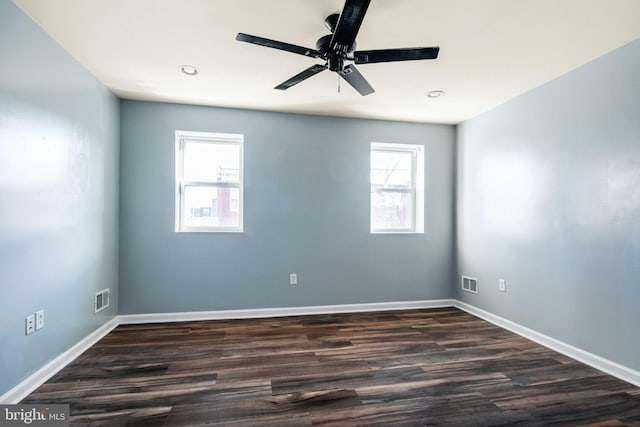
[95, 288, 110, 313]
[461, 276, 478, 294]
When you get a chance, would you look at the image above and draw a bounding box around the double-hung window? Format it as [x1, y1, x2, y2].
[175, 131, 243, 232]
[370, 142, 424, 233]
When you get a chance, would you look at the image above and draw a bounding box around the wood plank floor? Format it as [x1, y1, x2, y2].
[23, 308, 640, 426]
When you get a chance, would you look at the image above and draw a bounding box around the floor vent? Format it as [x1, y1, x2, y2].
[95, 288, 110, 313]
[461, 276, 478, 294]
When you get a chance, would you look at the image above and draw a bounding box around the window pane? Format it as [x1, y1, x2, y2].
[229, 187, 240, 212]
[183, 186, 240, 228]
[371, 190, 413, 230]
[184, 141, 240, 183]
[371, 150, 412, 188]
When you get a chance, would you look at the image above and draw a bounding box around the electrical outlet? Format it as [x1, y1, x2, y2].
[36, 310, 45, 330]
[289, 273, 298, 285]
[25, 315, 35, 335]
[499, 279, 506, 292]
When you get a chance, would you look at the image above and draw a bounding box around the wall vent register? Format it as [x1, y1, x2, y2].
[461, 276, 478, 294]
[95, 288, 110, 313]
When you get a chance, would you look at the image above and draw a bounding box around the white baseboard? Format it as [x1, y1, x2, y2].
[4, 299, 638, 404]
[454, 300, 640, 388]
[0, 317, 119, 404]
[118, 299, 456, 324]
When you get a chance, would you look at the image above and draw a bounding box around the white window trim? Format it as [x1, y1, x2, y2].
[370, 142, 424, 234]
[175, 130, 244, 233]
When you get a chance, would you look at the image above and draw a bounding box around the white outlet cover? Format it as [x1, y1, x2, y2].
[289, 273, 297, 285]
[36, 310, 44, 330]
[25, 315, 35, 335]
[499, 279, 506, 292]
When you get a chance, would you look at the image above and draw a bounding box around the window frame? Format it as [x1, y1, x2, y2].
[370, 142, 424, 234]
[175, 130, 244, 233]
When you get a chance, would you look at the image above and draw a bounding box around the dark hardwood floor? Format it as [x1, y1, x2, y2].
[23, 308, 640, 426]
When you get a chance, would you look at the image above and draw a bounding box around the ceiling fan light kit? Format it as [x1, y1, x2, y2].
[235, 0, 439, 96]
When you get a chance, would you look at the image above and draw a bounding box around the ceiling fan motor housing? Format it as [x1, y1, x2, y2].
[316, 29, 356, 72]
[315, 34, 333, 55]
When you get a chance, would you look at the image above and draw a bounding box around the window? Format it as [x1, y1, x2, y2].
[176, 131, 243, 232]
[370, 142, 424, 233]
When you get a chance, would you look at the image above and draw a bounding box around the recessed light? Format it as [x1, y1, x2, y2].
[179, 65, 198, 76]
[427, 90, 444, 98]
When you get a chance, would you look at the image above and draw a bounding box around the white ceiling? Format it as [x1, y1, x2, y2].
[13, 0, 640, 124]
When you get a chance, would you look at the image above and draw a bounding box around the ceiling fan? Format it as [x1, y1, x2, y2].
[236, 0, 440, 96]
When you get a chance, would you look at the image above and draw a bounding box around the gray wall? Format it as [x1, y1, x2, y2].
[0, 0, 119, 396]
[119, 101, 455, 314]
[456, 40, 640, 370]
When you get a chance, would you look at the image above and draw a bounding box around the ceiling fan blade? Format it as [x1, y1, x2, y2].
[236, 33, 322, 59]
[338, 64, 374, 96]
[354, 47, 440, 64]
[275, 64, 327, 90]
[330, 0, 371, 54]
